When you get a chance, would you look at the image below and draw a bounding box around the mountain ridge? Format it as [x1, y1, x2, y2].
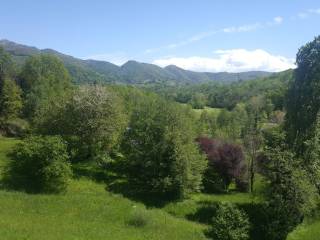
[0, 39, 275, 85]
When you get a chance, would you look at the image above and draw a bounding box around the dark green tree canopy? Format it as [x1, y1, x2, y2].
[285, 36, 320, 152]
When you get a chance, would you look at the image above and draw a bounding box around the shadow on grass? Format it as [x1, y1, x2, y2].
[72, 161, 173, 208]
[184, 199, 269, 240]
[186, 200, 219, 224]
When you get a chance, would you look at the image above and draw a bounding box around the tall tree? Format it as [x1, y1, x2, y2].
[20, 54, 72, 120]
[285, 36, 320, 153]
[0, 78, 22, 120]
[244, 96, 265, 192]
[0, 47, 15, 87]
[122, 97, 206, 199]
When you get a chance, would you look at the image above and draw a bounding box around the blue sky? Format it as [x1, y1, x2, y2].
[1, 0, 319, 72]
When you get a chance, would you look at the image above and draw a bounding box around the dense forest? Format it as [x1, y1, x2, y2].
[0, 36, 320, 240]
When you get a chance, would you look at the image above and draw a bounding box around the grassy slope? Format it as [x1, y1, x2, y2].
[287, 219, 320, 240]
[0, 137, 207, 240]
[1, 137, 319, 239]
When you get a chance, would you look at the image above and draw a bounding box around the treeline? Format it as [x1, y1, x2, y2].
[149, 69, 292, 110]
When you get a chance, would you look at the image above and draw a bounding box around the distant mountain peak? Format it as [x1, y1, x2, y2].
[0, 39, 275, 85]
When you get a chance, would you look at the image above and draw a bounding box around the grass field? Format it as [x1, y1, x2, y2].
[0, 137, 207, 240]
[0, 137, 319, 240]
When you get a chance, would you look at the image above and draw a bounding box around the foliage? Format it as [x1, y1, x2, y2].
[208, 203, 250, 240]
[19, 54, 72, 120]
[197, 137, 246, 192]
[153, 70, 292, 110]
[122, 96, 206, 199]
[0, 78, 22, 120]
[5, 135, 72, 193]
[0, 47, 15, 82]
[190, 93, 207, 109]
[304, 114, 320, 193]
[34, 85, 127, 162]
[260, 139, 319, 240]
[127, 207, 151, 227]
[285, 36, 320, 153]
[0, 136, 207, 240]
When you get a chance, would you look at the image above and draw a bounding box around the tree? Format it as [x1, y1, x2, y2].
[261, 145, 318, 240]
[285, 36, 320, 153]
[198, 110, 217, 137]
[257, 125, 319, 240]
[197, 137, 246, 192]
[0, 47, 15, 85]
[303, 113, 320, 194]
[0, 78, 22, 120]
[190, 93, 206, 109]
[19, 54, 72, 120]
[6, 136, 72, 193]
[122, 97, 206, 199]
[208, 203, 250, 240]
[35, 85, 127, 162]
[243, 96, 265, 193]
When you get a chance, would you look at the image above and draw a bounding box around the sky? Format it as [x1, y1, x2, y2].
[0, 0, 319, 72]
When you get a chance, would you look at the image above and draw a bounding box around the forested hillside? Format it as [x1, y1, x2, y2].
[0, 34, 320, 240]
[0, 39, 273, 85]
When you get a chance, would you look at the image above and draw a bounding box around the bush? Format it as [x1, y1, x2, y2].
[126, 207, 150, 227]
[208, 203, 250, 240]
[6, 135, 72, 193]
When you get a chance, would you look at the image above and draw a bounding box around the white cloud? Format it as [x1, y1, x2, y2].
[297, 8, 320, 19]
[84, 52, 128, 65]
[153, 49, 295, 72]
[298, 12, 308, 19]
[309, 8, 320, 14]
[223, 23, 262, 33]
[144, 16, 283, 54]
[273, 16, 283, 24]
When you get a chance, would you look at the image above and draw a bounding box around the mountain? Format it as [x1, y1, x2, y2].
[0, 39, 275, 85]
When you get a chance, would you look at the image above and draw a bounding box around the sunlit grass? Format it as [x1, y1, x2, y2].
[287, 218, 320, 240]
[0, 137, 207, 240]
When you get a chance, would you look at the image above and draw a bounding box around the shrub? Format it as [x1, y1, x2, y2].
[6, 135, 72, 193]
[208, 203, 250, 240]
[126, 207, 150, 227]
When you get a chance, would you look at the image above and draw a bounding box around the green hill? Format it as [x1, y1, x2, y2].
[0, 39, 275, 85]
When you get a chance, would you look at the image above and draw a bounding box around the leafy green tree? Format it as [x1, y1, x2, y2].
[243, 96, 266, 193]
[6, 135, 72, 193]
[261, 146, 318, 240]
[208, 203, 250, 240]
[0, 78, 22, 120]
[63, 86, 127, 161]
[122, 96, 206, 199]
[285, 36, 320, 153]
[303, 113, 320, 194]
[190, 93, 206, 109]
[0, 47, 15, 84]
[258, 126, 319, 240]
[20, 54, 72, 120]
[198, 110, 217, 137]
[36, 85, 127, 162]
